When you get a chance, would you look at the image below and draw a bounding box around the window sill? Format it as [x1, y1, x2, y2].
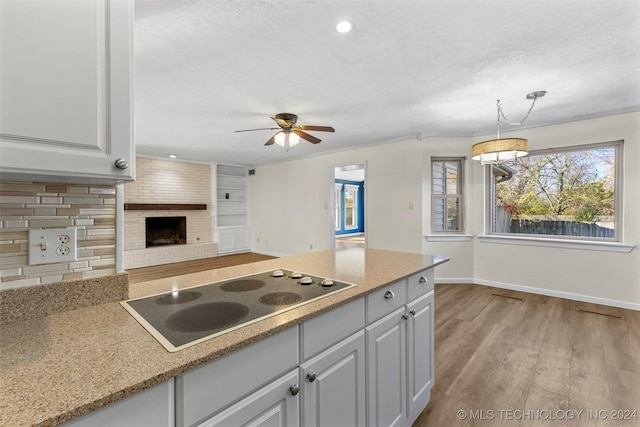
[425, 234, 473, 242]
[478, 235, 635, 253]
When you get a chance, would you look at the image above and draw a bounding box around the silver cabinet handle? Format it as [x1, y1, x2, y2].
[419, 275, 428, 284]
[402, 313, 409, 320]
[384, 290, 395, 299]
[289, 384, 300, 396]
[410, 309, 416, 316]
[307, 372, 317, 382]
[114, 158, 129, 170]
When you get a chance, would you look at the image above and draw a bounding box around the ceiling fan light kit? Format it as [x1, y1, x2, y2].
[236, 113, 335, 151]
[274, 131, 300, 149]
[472, 91, 546, 165]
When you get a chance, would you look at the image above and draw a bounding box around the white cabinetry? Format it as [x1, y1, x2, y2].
[63, 380, 173, 427]
[365, 269, 435, 427]
[366, 307, 407, 427]
[299, 298, 366, 427]
[179, 328, 298, 427]
[0, 0, 135, 184]
[300, 332, 366, 427]
[215, 163, 250, 253]
[406, 292, 434, 414]
[199, 370, 299, 427]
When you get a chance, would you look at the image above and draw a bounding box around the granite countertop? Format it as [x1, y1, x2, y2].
[0, 248, 448, 426]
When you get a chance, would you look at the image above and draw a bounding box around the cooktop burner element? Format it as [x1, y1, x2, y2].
[259, 292, 303, 306]
[220, 279, 266, 292]
[121, 269, 356, 352]
[165, 302, 249, 332]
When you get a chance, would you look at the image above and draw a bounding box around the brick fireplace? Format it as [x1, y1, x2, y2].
[123, 157, 217, 269]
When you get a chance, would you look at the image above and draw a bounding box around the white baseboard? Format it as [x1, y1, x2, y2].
[435, 277, 640, 311]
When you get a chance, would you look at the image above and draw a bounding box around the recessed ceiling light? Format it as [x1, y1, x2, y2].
[169, 154, 177, 159]
[336, 21, 354, 34]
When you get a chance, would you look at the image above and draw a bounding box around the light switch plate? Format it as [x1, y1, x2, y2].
[28, 227, 77, 265]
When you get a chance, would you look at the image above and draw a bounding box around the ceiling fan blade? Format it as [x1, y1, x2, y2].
[235, 127, 279, 133]
[265, 134, 277, 146]
[294, 130, 321, 144]
[297, 125, 335, 133]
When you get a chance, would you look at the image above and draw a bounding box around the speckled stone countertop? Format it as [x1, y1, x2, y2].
[0, 248, 448, 426]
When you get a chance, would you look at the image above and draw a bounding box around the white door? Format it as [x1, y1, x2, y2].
[301, 331, 366, 427]
[406, 292, 434, 414]
[199, 370, 299, 427]
[366, 307, 407, 427]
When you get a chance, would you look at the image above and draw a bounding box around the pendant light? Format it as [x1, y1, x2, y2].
[472, 91, 546, 165]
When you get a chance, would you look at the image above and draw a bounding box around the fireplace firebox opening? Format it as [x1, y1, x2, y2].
[146, 216, 186, 247]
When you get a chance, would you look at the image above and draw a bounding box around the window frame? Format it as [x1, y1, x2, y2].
[485, 140, 624, 243]
[430, 157, 465, 234]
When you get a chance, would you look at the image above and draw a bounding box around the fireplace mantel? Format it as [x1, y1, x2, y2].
[124, 203, 207, 211]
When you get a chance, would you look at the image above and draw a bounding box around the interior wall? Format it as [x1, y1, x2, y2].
[471, 112, 639, 307]
[249, 113, 639, 308]
[420, 137, 475, 280]
[249, 139, 424, 257]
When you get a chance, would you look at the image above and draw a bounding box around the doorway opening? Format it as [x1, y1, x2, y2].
[332, 163, 366, 249]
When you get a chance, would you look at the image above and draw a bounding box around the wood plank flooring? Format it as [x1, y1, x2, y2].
[128, 257, 639, 426]
[415, 284, 640, 427]
[126, 253, 277, 284]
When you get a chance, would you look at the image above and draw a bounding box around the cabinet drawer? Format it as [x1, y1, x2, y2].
[407, 269, 434, 301]
[198, 369, 299, 427]
[301, 297, 365, 361]
[180, 327, 298, 427]
[366, 280, 407, 324]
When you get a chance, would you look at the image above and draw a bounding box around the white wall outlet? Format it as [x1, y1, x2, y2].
[28, 227, 77, 265]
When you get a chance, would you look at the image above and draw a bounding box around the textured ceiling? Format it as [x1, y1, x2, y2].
[134, 0, 640, 166]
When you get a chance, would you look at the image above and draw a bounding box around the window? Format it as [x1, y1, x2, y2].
[431, 158, 464, 233]
[344, 184, 359, 230]
[488, 141, 622, 241]
[335, 180, 364, 235]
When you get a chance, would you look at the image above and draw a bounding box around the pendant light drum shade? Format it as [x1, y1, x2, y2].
[472, 138, 528, 164]
[472, 91, 545, 165]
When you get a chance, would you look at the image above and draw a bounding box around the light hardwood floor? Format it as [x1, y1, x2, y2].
[415, 284, 640, 427]
[335, 233, 365, 248]
[127, 252, 276, 284]
[128, 257, 639, 426]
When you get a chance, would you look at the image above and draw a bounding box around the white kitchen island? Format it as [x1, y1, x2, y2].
[0, 248, 448, 426]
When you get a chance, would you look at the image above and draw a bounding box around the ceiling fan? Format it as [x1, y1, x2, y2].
[235, 113, 335, 149]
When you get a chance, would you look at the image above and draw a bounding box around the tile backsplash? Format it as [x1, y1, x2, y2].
[0, 181, 116, 290]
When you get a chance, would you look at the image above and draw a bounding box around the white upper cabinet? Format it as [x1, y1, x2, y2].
[0, 0, 134, 184]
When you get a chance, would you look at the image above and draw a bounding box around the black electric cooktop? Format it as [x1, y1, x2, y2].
[121, 269, 356, 352]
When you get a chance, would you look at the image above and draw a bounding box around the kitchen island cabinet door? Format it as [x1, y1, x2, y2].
[406, 291, 434, 415]
[366, 307, 407, 427]
[63, 379, 173, 427]
[0, 0, 134, 184]
[300, 331, 366, 427]
[198, 370, 299, 427]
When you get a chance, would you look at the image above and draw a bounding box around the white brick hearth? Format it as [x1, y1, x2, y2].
[124, 241, 217, 269]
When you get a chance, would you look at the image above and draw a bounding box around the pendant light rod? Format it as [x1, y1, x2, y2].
[498, 90, 546, 128]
